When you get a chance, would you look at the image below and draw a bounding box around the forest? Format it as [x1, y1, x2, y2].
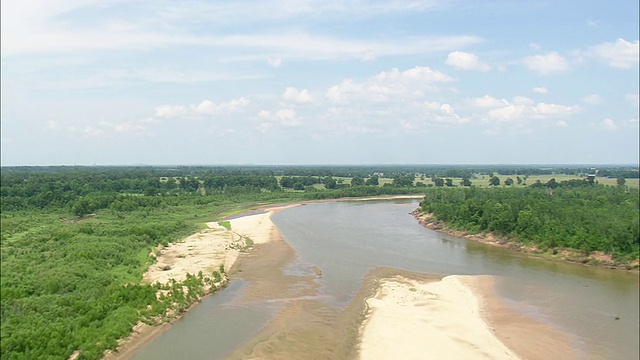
[1, 165, 638, 359]
[419, 179, 639, 264]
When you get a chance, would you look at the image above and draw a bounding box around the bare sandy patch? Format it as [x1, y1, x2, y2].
[143, 223, 236, 285]
[359, 275, 520, 360]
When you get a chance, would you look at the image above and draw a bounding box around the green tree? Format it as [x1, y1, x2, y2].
[504, 177, 514, 186]
[445, 178, 454, 187]
[365, 175, 379, 186]
[432, 177, 445, 187]
[460, 178, 472, 187]
[351, 176, 365, 186]
[322, 176, 337, 189]
[617, 177, 626, 186]
[489, 176, 501, 186]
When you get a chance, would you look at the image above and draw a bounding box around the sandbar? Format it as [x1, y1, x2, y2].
[359, 275, 520, 360]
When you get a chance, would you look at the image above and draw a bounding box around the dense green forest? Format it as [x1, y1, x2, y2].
[419, 180, 639, 264]
[1, 165, 638, 359]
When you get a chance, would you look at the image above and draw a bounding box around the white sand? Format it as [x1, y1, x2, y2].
[143, 206, 292, 286]
[359, 275, 520, 360]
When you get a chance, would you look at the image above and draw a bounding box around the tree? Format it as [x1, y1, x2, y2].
[322, 176, 337, 189]
[445, 178, 453, 187]
[516, 176, 522, 185]
[392, 174, 414, 187]
[546, 178, 558, 188]
[460, 178, 472, 187]
[617, 177, 626, 186]
[489, 176, 501, 186]
[71, 198, 91, 217]
[432, 177, 444, 187]
[351, 176, 365, 186]
[504, 177, 514, 186]
[365, 175, 379, 186]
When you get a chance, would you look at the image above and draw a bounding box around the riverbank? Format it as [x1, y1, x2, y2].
[412, 210, 639, 271]
[103, 204, 297, 359]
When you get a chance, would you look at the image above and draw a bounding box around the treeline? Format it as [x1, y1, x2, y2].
[419, 183, 639, 262]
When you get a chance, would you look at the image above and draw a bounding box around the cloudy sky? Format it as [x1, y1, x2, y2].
[1, 0, 638, 166]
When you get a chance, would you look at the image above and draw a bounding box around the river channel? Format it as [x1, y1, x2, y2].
[133, 199, 639, 359]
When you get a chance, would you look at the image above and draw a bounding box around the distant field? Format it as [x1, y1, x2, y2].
[276, 174, 639, 189]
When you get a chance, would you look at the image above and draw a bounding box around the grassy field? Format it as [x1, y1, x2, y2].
[277, 174, 639, 189]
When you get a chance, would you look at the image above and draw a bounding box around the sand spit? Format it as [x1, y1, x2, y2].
[359, 275, 520, 360]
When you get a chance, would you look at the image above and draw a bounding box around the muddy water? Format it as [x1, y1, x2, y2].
[133, 199, 639, 360]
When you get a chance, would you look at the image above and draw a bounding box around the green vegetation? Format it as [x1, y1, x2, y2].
[1, 164, 638, 359]
[217, 221, 231, 230]
[419, 180, 640, 264]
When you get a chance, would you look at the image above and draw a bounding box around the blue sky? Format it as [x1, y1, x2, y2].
[1, 0, 638, 166]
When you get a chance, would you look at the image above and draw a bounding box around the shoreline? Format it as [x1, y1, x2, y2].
[103, 203, 299, 359]
[412, 210, 639, 271]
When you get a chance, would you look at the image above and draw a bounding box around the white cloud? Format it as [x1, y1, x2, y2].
[83, 126, 103, 137]
[586, 19, 601, 28]
[275, 108, 301, 126]
[283, 87, 313, 103]
[529, 43, 542, 51]
[535, 103, 577, 116]
[532, 87, 548, 94]
[154, 98, 249, 119]
[468, 95, 508, 108]
[513, 96, 534, 105]
[154, 105, 186, 118]
[417, 101, 468, 124]
[256, 108, 302, 132]
[445, 51, 490, 72]
[487, 105, 534, 122]
[1, 2, 484, 60]
[601, 118, 618, 130]
[360, 49, 377, 61]
[46, 120, 59, 130]
[267, 57, 283, 68]
[522, 52, 570, 75]
[114, 122, 147, 135]
[581, 94, 602, 105]
[326, 66, 453, 103]
[476, 96, 579, 123]
[586, 38, 639, 69]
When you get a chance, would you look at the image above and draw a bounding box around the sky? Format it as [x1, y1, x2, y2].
[1, 0, 639, 166]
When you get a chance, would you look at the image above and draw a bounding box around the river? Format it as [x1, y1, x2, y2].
[133, 199, 639, 359]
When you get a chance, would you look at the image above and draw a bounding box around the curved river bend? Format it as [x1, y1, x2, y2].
[134, 200, 639, 360]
